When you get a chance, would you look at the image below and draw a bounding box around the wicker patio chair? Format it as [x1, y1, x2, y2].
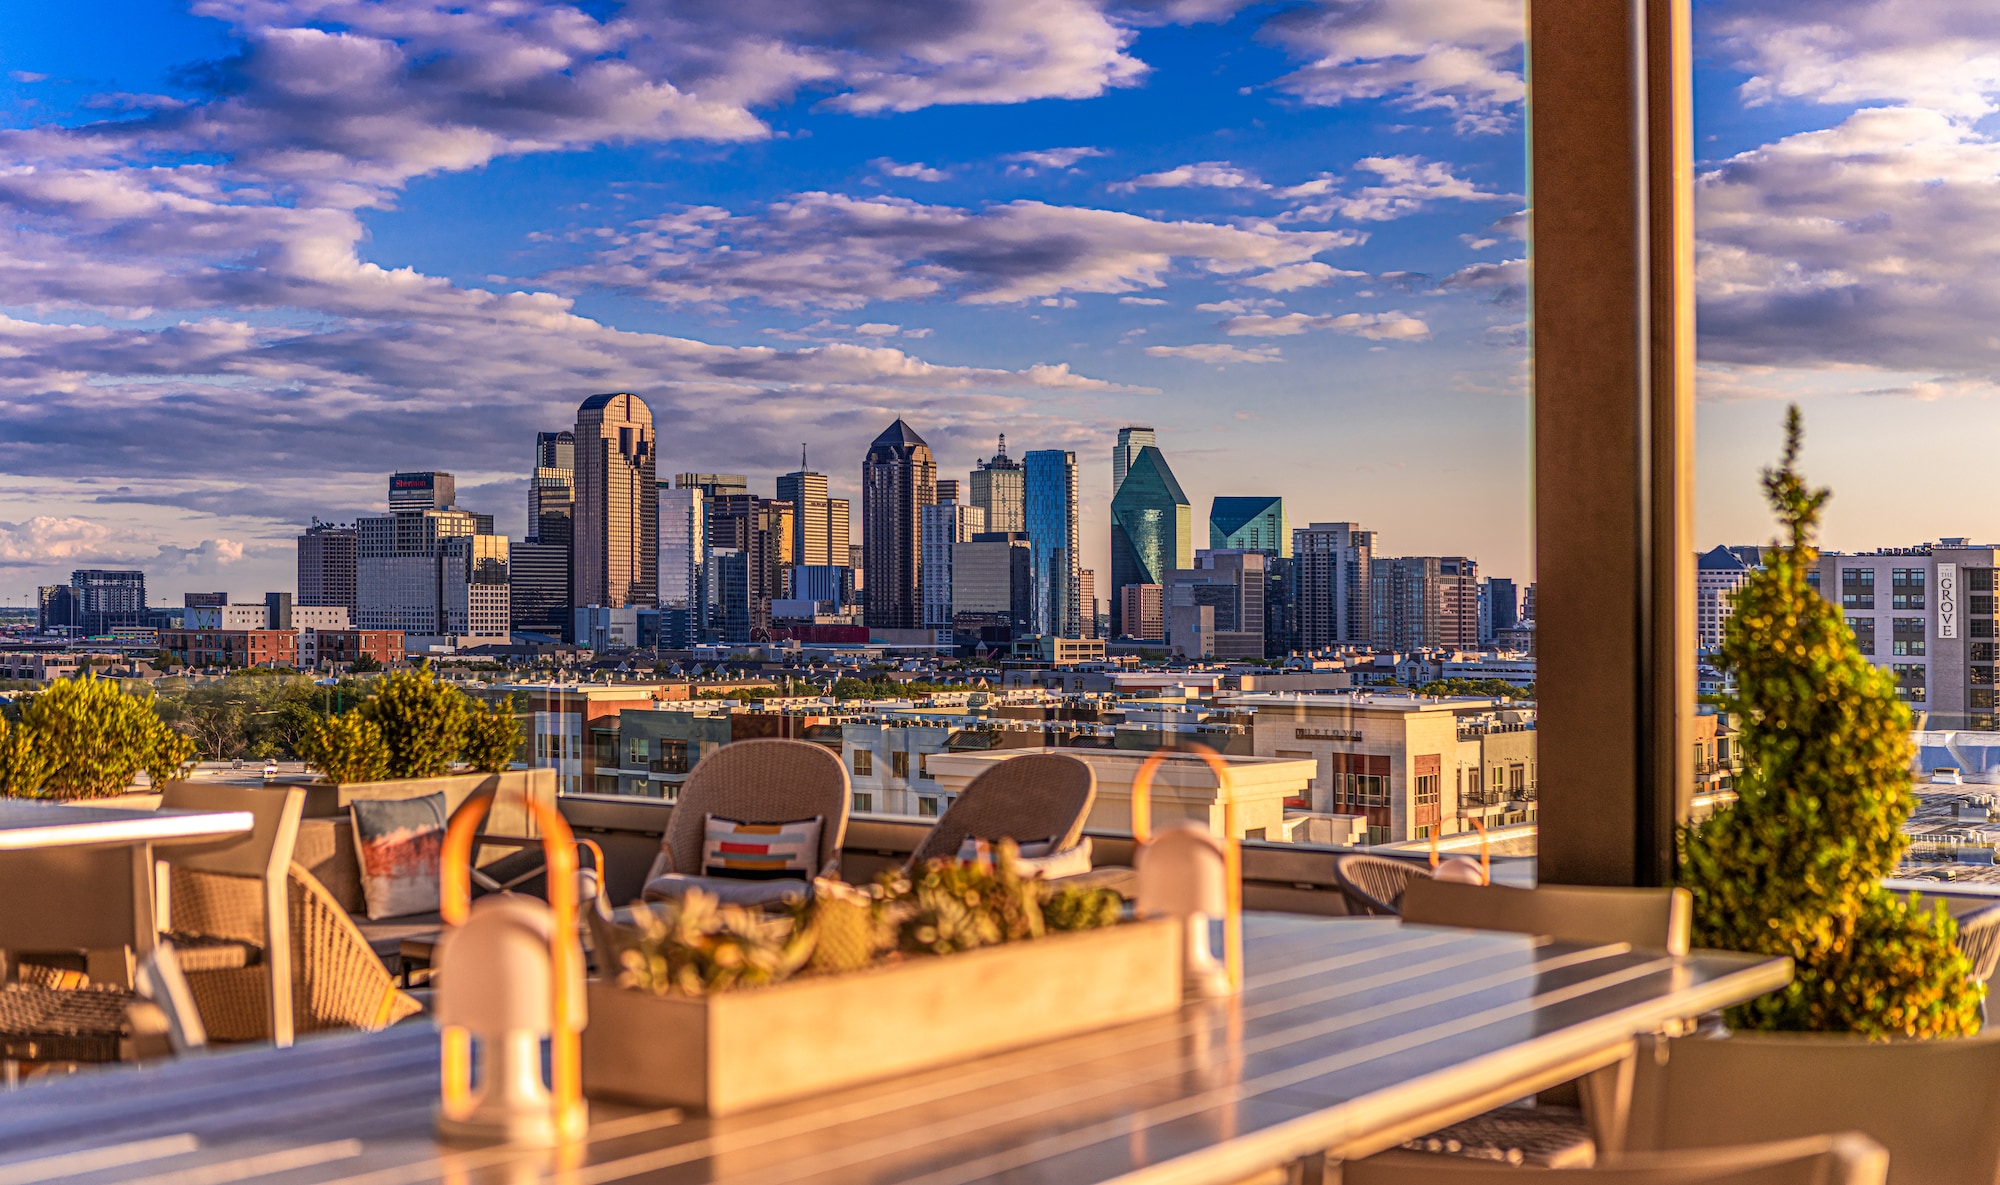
[1335, 854, 1433, 916]
[640, 739, 851, 908]
[1954, 902, 2000, 1023]
[1, 945, 203, 1067]
[907, 752, 1095, 868]
[174, 863, 422, 1043]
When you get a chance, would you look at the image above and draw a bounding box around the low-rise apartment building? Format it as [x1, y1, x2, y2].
[160, 628, 299, 668]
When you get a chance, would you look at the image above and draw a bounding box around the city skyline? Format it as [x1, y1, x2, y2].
[3, 2, 1999, 605]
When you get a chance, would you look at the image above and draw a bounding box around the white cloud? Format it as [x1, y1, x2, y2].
[874, 159, 949, 182]
[1696, 106, 2000, 372]
[1258, 0, 1526, 134]
[1112, 160, 1265, 192]
[0, 515, 254, 572]
[1119, 296, 1169, 306]
[1285, 156, 1511, 222]
[551, 192, 1357, 309]
[1196, 298, 1284, 314]
[1221, 310, 1431, 341]
[1144, 342, 1283, 363]
[1438, 257, 1526, 304]
[1239, 261, 1361, 291]
[1001, 146, 1105, 173]
[1714, 1, 2000, 119]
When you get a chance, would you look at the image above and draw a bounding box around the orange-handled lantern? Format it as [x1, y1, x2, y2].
[1130, 743, 1243, 996]
[434, 790, 587, 1146]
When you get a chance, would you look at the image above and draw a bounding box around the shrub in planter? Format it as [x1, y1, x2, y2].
[0, 715, 48, 797]
[1680, 408, 1981, 1037]
[460, 701, 523, 774]
[299, 712, 390, 785]
[362, 668, 469, 779]
[6, 675, 195, 799]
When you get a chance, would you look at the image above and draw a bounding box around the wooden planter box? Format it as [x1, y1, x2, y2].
[582, 917, 1183, 1114]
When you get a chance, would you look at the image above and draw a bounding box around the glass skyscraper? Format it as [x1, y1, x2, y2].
[1023, 449, 1080, 637]
[1109, 445, 1191, 638]
[1209, 496, 1289, 557]
[862, 419, 937, 630]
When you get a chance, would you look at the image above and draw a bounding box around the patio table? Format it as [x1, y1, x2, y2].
[0, 914, 1791, 1185]
[0, 800, 254, 981]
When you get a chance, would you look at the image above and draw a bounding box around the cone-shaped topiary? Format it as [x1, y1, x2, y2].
[1680, 406, 1982, 1037]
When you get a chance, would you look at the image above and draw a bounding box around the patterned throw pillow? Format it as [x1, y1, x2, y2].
[702, 815, 823, 881]
[956, 835, 1094, 879]
[349, 792, 448, 919]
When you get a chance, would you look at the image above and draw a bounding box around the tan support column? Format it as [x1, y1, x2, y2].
[1532, 0, 1696, 886]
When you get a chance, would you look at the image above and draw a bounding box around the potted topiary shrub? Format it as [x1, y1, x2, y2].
[1680, 408, 1982, 1037]
[0, 674, 195, 801]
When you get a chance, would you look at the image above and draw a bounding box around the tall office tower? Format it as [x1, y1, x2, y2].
[658, 486, 707, 609]
[674, 473, 748, 500]
[357, 502, 499, 642]
[921, 490, 986, 630]
[1694, 549, 1750, 653]
[1024, 449, 1081, 637]
[1264, 556, 1297, 657]
[263, 592, 294, 630]
[969, 435, 1025, 534]
[1120, 584, 1164, 643]
[297, 521, 358, 614]
[509, 539, 570, 636]
[70, 569, 148, 635]
[529, 431, 576, 542]
[1210, 496, 1290, 556]
[1368, 556, 1480, 650]
[1167, 550, 1268, 660]
[1112, 426, 1157, 497]
[862, 419, 936, 630]
[1108, 445, 1191, 637]
[1293, 523, 1376, 649]
[952, 532, 1033, 645]
[1078, 568, 1097, 639]
[389, 472, 456, 513]
[709, 495, 787, 641]
[776, 458, 837, 567]
[37, 585, 79, 632]
[1479, 576, 1520, 644]
[535, 430, 575, 472]
[1523, 583, 1536, 623]
[572, 393, 657, 610]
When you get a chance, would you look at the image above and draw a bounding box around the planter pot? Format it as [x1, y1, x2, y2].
[294, 769, 555, 837]
[582, 917, 1183, 1114]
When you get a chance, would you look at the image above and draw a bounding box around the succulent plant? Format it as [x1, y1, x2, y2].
[1043, 885, 1123, 932]
[886, 839, 1047, 956]
[803, 878, 894, 976]
[617, 889, 814, 997]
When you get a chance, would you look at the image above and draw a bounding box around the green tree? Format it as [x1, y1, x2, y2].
[349, 653, 383, 673]
[14, 675, 195, 799]
[460, 700, 524, 774]
[299, 712, 390, 784]
[362, 667, 470, 779]
[1680, 408, 1981, 1037]
[1415, 678, 1534, 701]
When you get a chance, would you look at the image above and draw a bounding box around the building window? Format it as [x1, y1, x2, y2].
[917, 753, 930, 779]
[1975, 595, 1997, 616]
[1976, 643, 2000, 663]
[659, 741, 689, 774]
[1841, 568, 1875, 610]
[892, 751, 910, 779]
[1892, 618, 1926, 657]
[627, 738, 647, 766]
[852, 792, 873, 814]
[918, 795, 939, 817]
[1414, 774, 1439, 806]
[1893, 664, 1927, 702]
[1848, 617, 1876, 655]
[1891, 568, 1925, 610]
[1348, 773, 1388, 808]
[852, 749, 872, 776]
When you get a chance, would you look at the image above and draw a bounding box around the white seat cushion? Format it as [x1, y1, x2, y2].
[641, 873, 813, 909]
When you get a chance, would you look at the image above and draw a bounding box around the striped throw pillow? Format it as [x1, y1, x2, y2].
[703, 815, 823, 881]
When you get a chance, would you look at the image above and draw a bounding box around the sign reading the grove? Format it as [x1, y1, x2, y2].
[1938, 562, 1959, 640]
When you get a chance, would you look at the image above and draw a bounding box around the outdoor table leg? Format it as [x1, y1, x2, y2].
[1579, 1040, 1638, 1159]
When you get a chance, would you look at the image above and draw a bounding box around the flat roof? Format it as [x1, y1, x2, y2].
[1220, 692, 1504, 712]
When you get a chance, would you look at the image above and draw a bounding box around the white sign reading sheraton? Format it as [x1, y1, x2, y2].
[1939, 562, 1959, 640]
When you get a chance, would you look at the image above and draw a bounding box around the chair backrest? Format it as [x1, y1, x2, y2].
[1627, 1032, 2000, 1185]
[661, 739, 851, 878]
[157, 782, 305, 883]
[156, 782, 304, 1047]
[908, 752, 1096, 867]
[1399, 879, 1692, 954]
[1335, 855, 1433, 916]
[1954, 902, 2000, 984]
[1345, 1133, 1886, 1185]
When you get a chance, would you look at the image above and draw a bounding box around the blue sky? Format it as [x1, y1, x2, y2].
[0, 0, 1996, 606]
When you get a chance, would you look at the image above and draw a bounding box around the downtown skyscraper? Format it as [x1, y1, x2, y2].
[1025, 449, 1081, 638]
[1109, 445, 1190, 638]
[572, 393, 657, 609]
[1112, 426, 1156, 497]
[862, 419, 936, 630]
[969, 435, 1025, 534]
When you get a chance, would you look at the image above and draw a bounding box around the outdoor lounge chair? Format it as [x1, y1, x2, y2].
[1624, 1031, 2000, 1185]
[1335, 854, 1434, 916]
[906, 751, 1095, 868]
[1344, 1132, 1886, 1185]
[639, 739, 850, 907]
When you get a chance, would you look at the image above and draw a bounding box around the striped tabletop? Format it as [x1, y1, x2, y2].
[0, 916, 1791, 1185]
